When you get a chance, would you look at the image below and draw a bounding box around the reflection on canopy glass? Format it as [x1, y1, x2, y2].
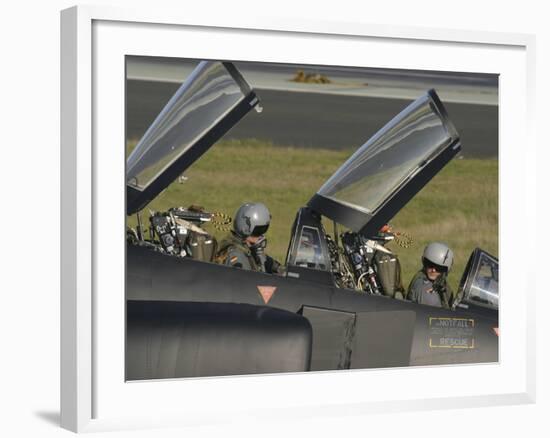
[467, 252, 499, 309]
[318, 93, 457, 214]
[126, 61, 251, 191]
[295, 226, 327, 270]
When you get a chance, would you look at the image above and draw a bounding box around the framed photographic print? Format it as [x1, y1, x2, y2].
[61, 5, 535, 433]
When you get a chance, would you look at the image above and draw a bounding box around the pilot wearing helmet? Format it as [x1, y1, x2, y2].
[407, 242, 454, 308]
[215, 202, 283, 274]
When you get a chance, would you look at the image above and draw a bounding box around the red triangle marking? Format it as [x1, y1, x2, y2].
[493, 327, 499, 336]
[257, 286, 277, 304]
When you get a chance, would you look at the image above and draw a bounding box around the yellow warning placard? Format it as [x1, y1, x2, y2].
[429, 317, 475, 349]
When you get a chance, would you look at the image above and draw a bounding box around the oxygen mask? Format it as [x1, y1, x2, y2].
[249, 235, 267, 272]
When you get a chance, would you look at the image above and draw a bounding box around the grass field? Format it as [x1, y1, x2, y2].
[127, 139, 498, 293]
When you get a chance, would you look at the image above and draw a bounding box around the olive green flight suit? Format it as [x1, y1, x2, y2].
[215, 232, 259, 271]
[407, 270, 453, 309]
[215, 232, 283, 274]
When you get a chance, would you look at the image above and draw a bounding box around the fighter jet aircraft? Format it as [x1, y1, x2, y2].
[125, 61, 499, 380]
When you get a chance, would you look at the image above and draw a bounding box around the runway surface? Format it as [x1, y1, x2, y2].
[127, 57, 498, 105]
[126, 80, 498, 158]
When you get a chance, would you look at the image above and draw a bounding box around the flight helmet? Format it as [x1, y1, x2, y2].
[422, 242, 453, 271]
[233, 202, 271, 238]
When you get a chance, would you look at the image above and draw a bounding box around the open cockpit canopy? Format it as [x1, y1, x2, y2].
[308, 89, 461, 237]
[126, 61, 260, 215]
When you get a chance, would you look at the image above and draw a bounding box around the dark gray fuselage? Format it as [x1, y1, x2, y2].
[127, 244, 498, 375]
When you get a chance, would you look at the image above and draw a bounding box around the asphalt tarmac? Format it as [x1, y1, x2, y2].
[126, 80, 498, 158]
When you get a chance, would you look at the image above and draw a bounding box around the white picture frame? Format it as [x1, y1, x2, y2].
[60, 5, 536, 433]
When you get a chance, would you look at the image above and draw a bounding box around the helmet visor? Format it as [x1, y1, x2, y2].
[251, 224, 269, 236]
[422, 258, 448, 273]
